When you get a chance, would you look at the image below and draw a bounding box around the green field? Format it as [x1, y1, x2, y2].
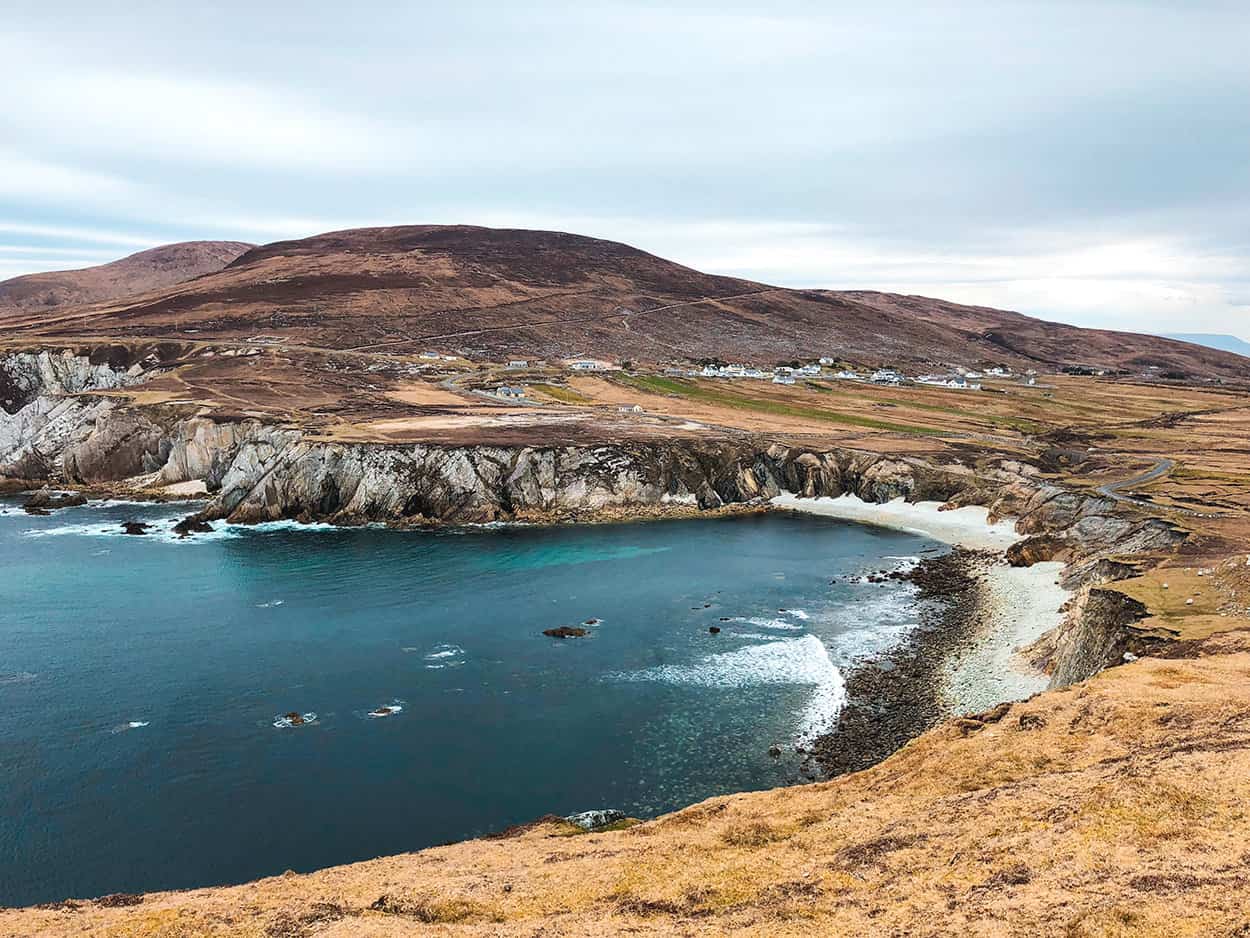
[615, 375, 947, 435]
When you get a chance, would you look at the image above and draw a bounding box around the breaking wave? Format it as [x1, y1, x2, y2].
[610, 635, 847, 744]
[424, 644, 466, 669]
[745, 617, 803, 631]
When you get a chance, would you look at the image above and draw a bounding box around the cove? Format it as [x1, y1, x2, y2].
[0, 498, 940, 905]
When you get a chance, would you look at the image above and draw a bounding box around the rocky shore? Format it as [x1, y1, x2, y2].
[809, 547, 994, 777]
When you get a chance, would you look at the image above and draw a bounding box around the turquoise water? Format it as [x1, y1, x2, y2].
[0, 498, 936, 905]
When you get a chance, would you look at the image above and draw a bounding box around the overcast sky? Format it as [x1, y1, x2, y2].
[2, 1, 1247, 339]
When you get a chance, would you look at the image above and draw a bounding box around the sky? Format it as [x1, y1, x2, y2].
[2, 1, 1248, 339]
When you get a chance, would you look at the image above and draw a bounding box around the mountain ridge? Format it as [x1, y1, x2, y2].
[0, 240, 254, 317]
[2, 225, 1246, 381]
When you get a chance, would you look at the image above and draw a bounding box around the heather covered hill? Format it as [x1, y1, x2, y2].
[5, 225, 1248, 381]
[0, 241, 253, 316]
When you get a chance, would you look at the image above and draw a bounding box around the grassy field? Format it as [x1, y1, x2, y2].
[529, 382, 592, 404]
[614, 375, 948, 435]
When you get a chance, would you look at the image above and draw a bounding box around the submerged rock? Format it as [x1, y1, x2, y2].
[543, 626, 587, 639]
[274, 711, 317, 728]
[709, 626, 721, 634]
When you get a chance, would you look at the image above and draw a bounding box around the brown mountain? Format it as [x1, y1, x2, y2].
[0, 240, 253, 316]
[3, 225, 1246, 380]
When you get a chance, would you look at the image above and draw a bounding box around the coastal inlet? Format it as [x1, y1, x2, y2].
[0, 499, 938, 906]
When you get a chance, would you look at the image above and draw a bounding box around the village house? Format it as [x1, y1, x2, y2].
[494, 385, 526, 398]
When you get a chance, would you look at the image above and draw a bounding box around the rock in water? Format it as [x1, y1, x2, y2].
[709, 626, 721, 634]
[23, 488, 87, 513]
[565, 809, 627, 831]
[173, 516, 214, 537]
[543, 626, 587, 638]
[121, 521, 150, 536]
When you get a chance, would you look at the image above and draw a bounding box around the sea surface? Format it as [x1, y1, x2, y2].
[0, 497, 938, 905]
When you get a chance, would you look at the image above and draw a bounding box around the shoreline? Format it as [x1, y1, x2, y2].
[775, 493, 1071, 776]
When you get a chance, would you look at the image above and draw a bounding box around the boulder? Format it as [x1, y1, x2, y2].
[121, 521, 150, 536]
[564, 809, 626, 831]
[173, 516, 214, 537]
[543, 626, 587, 638]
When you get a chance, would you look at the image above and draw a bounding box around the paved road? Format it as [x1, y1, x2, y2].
[1097, 457, 1175, 505]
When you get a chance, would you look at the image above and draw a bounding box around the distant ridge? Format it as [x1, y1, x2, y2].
[1163, 333, 1250, 359]
[0, 241, 254, 316]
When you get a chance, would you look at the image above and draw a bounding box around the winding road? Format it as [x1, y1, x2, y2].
[1097, 457, 1175, 505]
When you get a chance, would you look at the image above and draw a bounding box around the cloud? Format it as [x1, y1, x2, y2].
[0, 2, 1247, 339]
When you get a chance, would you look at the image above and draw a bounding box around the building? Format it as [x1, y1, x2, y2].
[773, 374, 796, 385]
[871, 369, 902, 384]
[819, 357, 835, 366]
[494, 385, 526, 398]
[506, 360, 529, 370]
[618, 404, 643, 413]
[419, 350, 440, 359]
[798, 364, 821, 376]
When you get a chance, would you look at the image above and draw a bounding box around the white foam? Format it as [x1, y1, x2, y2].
[273, 711, 317, 728]
[368, 703, 404, 718]
[746, 617, 803, 631]
[20, 513, 367, 545]
[110, 720, 150, 734]
[424, 644, 464, 660]
[612, 635, 847, 744]
[781, 609, 810, 620]
[255, 599, 285, 608]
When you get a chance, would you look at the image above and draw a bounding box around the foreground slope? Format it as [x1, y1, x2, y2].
[7, 631, 1249, 937]
[3, 225, 1248, 381]
[0, 241, 253, 318]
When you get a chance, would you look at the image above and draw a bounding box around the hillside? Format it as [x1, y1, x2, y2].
[2, 225, 1247, 381]
[0, 240, 253, 316]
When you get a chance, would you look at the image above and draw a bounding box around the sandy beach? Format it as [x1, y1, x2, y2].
[772, 493, 1070, 715]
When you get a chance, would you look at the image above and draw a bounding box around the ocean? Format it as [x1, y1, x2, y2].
[0, 497, 937, 905]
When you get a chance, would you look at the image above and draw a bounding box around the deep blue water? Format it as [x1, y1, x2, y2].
[0, 498, 935, 905]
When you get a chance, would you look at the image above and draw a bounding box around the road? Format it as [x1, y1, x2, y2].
[1097, 458, 1175, 504]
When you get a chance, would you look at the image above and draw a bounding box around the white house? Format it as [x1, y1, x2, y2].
[419, 350, 440, 359]
[773, 374, 796, 385]
[506, 360, 529, 370]
[819, 357, 835, 366]
[494, 385, 526, 398]
[618, 403, 643, 413]
[798, 364, 821, 376]
[871, 369, 902, 384]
